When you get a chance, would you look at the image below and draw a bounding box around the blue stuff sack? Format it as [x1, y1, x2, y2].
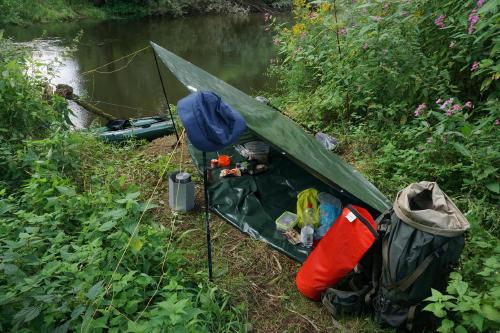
[315, 192, 342, 240]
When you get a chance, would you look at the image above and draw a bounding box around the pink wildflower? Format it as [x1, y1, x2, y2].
[446, 109, 454, 116]
[477, 0, 485, 8]
[362, 42, 369, 50]
[451, 104, 462, 111]
[300, 31, 306, 39]
[468, 9, 479, 34]
[436, 98, 442, 104]
[440, 98, 454, 110]
[449, 41, 456, 48]
[414, 103, 426, 117]
[338, 28, 347, 36]
[495, 119, 500, 125]
[434, 15, 446, 29]
[471, 61, 479, 71]
[427, 137, 433, 144]
[464, 101, 473, 108]
[384, 3, 390, 9]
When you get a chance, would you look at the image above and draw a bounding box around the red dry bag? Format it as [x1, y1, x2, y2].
[296, 204, 378, 301]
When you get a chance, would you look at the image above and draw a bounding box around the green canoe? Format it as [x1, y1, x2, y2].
[97, 116, 175, 142]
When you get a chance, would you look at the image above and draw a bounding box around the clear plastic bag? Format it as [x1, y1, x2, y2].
[235, 141, 270, 163]
[315, 132, 338, 151]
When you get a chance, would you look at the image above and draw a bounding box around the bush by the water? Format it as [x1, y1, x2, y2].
[0, 0, 292, 25]
[271, 0, 499, 331]
[0, 35, 246, 332]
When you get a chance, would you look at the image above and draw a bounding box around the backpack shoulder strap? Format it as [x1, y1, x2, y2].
[322, 288, 340, 318]
[381, 224, 392, 279]
[388, 242, 450, 292]
[375, 208, 393, 226]
[365, 208, 393, 305]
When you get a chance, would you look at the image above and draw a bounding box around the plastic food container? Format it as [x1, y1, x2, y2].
[276, 211, 298, 231]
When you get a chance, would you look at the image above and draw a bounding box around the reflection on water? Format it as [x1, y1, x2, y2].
[5, 14, 277, 128]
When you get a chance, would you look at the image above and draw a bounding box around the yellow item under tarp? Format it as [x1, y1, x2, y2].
[296, 188, 320, 228]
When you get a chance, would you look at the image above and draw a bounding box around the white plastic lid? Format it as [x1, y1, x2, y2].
[176, 172, 191, 182]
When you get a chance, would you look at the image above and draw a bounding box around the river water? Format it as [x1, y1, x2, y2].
[4, 14, 278, 128]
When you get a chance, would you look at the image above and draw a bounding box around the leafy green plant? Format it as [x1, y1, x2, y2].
[272, 0, 499, 125]
[0, 130, 247, 332]
[0, 34, 71, 187]
[0, 0, 79, 24]
[370, 97, 499, 204]
[271, 0, 500, 329]
[271, 0, 499, 223]
[423, 223, 500, 333]
[0, 0, 291, 24]
[0, 31, 246, 332]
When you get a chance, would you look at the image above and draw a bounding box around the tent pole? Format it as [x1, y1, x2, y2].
[152, 48, 180, 142]
[203, 152, 214, 281]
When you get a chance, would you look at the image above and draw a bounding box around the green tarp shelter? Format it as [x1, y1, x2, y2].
[151, 42, 391, 262]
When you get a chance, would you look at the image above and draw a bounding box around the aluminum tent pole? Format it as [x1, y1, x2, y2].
[202, 152, 214, 281]
[152, 48, 180, 142]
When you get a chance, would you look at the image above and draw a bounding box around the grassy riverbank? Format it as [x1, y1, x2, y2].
[1, 0, 499, 331]
[0, 33, 378, 331]
[0, 0, 290, 25]
[0, 31, 355, 332]
[0, 36, 247, 332]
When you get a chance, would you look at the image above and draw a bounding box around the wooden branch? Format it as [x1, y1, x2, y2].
[72, 97, 115, 121]
[54, 83, 115, 121]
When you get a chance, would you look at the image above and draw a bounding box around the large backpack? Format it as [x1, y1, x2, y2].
[372, 182, 470, 330]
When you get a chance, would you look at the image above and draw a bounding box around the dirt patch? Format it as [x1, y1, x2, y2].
[141, 135, 180, 158]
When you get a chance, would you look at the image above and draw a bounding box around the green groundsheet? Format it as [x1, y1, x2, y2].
[188, 132, 377, 262]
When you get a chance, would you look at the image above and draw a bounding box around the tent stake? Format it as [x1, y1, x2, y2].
[152, 48, 180, 142]
[203, 152, 214, 281]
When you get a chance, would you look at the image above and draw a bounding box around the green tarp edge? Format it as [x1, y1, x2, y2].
[151, 42, 391, 213]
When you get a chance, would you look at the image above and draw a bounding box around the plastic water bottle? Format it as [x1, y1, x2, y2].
[301, 203, 315, 248]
